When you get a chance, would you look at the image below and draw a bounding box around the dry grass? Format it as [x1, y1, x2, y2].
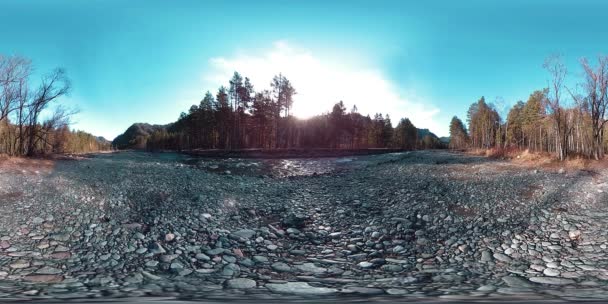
[0, 155, 55, 174]
[465, 148, 608, 174]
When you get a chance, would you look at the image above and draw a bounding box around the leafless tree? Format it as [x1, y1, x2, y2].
[0, 56, 30, 122]
[568, 56, 608, 160]
[26, 68, 70, 155]
[543, 55, 571, 161]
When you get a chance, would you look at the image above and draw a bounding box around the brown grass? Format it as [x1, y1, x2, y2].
[465, 148, 607, 173]
[0, 156, 55, 174]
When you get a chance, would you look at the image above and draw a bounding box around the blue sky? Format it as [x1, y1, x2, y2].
[1, 0, 608, 139]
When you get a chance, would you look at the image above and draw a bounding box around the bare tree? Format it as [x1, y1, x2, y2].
[568, 56, 608, 160]
[543, 55, 571, 161]
[26, 68, 70, 155]
[0, 56, 30, 123]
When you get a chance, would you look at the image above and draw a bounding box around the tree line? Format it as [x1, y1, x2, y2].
[145, 72, 443, 151]
[449, 55, 608, 161]
[0, 55, 109, 156]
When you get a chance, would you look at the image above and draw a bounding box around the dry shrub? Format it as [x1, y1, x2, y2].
[484, 146, 522, 159]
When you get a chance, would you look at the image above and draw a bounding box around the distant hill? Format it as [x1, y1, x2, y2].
[439, 137, 450, 144]
[96, 136, 110, 144]
[112, 123, 167, 149]
[416, 128, 438, 140]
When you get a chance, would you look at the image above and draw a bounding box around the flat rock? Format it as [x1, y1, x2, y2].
[529, 277, 575, 285]
[502, 276, 534, 288]
[266, 282, 337, 295]
[295, 263, 327, 274]
[225, 278, 256, 289]
[271, 262, 292, 273]
[493, 253, 512, 263]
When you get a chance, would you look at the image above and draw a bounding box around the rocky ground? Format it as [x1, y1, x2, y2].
[0, 150, 608, 302]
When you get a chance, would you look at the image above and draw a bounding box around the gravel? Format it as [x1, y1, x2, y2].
[0, 150, 606, 301]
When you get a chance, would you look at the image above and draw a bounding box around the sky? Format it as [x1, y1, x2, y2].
[1, 0, 608, 139]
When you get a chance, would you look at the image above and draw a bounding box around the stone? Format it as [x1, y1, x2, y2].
[282, 213, 309, 229]
[493, 253, 512, 263]
[569, 230, 581, 240]
[381, 264, 402, 272]
[502, 276, 534, 288]
[232, 229, 256, 239]
[529, 277, 575, 285]
[165, 233, 176, 242]
[207, 248, 225, 255]
[295, 263, 327, 274]
[271, 262, 292, 272]
[253, 256, 269, 264]
[9, 260, 30, 269]
[24, 274, 63, 283]
[543, 268, 560, 277]
[343, 287, 385, 295]
[266, 282, 337, 295]
[35, 266, 62, 275]
[196, 253, 211, 261]
[225, 278, 256, 289]
[481, 251, 493, 262]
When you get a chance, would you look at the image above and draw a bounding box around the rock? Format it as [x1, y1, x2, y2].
[457, 244, 468, 253]
[24, 274, 63, 283]
[502, 276, 534, 288]
[543, 268, 560, 277]
[386, 288, 409, 295]
[358, 261, 374, 268]
[569, 230, 581, 240]
[32, 217, 44, 225]
[196, 253, 211, 261]
[381, 265, 402, 272]
[416, 238, 429, 245]
[282, 213, 309, 229]
[9, 260, 30, 269]
[225, 278, 256, 289]
[160, 254, 179, 263]
[148, 242, 166, 254]
[343, 287, 385, 295]
[271, 262, 292, 273]
[477, 285, 496, 292]
[266, 282, 337, 295]
[170, 262, 184, 271]
[141, 270, 161, 280]
[253, 256, 269, 264]
[165, 233, 176, 242]
[295, 263, 327, 274]
[529, 277, 575, 285]
[35, 266, 62, 275]
[493, 253, 512, 263]
[232, 229, 256, 239]
[207, 248, 225, 256]
[267, 244, 278, 251]
[481, 251, 493, 262]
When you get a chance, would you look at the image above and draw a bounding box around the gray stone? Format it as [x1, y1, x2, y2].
[493, 253, 512, 263]
[543, 268, 560, 277]
[271, 262, 292, 272]
[294, 263, 327, 274]
[502, 276, 534, 288]
[266, 282, 337, 295]
[529, 277, 575, 285]
[225, 278, 256, 289]
[232, 229, 256, 239]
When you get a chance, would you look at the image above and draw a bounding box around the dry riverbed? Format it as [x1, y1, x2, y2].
[1, 150, 608, 301]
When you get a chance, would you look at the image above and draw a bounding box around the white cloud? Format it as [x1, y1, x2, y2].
[205, 41, 442, 135]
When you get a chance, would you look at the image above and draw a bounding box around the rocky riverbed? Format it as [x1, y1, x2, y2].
[1, 150, 608, 302]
